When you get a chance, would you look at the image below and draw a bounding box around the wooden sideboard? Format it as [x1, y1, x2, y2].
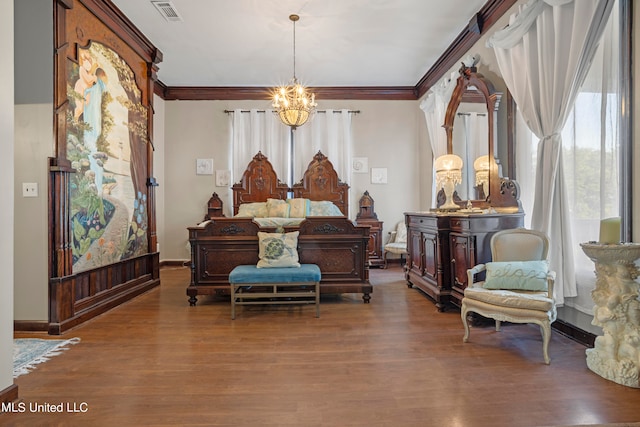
[404, 211, 524, 310]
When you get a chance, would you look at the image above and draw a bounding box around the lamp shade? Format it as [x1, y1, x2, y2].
[435, 154, 463, 172]
[473, 155, 490, 172]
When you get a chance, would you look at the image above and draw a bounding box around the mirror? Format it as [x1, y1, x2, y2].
[451, 90, 489, 200]
[441, 63, 522, 211]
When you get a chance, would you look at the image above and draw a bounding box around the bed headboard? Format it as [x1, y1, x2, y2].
[291, 151, 350, 216]
[232, 152, 289, 215]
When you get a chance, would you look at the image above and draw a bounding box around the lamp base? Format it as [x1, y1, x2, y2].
[438, 205, 460, 212]
[438, 179, 460, 212]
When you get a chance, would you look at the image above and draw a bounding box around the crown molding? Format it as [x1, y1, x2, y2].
[157, 86, 418, 101]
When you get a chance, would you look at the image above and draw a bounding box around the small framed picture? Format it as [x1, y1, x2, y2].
[352, 157, 368, 174]
[216, 170, 231, 187]
[196, 158, 214, 175]
[371, 167, 387, 184]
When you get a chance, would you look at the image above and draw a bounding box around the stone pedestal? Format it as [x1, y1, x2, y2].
[580, 243, 640, 388]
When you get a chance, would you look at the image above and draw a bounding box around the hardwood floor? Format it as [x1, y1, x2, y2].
[6, 266, 640, 427]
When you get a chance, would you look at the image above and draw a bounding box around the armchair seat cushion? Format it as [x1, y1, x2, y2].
[465, 282, 554, 312]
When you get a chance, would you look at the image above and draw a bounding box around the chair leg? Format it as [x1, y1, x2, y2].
[495, 320, 501, 332]
[540, 323, 551, 364]
[383, 251, 388, 269]
[461, 304, 471, 342]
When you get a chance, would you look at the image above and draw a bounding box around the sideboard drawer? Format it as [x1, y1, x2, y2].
[408, 215, 437, 230]
[450, 218, 469, 231]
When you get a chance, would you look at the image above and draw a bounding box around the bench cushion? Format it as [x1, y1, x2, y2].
[229, 264, 321, 284]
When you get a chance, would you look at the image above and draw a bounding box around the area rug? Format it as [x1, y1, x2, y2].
[13, 337, 80, 378]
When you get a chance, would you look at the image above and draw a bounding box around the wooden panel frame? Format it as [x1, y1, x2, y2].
[232, 151, 350, 216]
[231, 152, 290, 215]
[48, 0, 161, 334]
[291, 151, 350, 216]
[187, 217, 372, 305]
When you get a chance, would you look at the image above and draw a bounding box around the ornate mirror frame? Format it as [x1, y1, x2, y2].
[442, 64, 521, 212]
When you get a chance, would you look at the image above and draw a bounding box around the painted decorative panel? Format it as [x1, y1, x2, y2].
[66, 42, 148, 272]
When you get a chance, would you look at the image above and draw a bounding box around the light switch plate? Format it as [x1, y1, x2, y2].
[22, 182, 38, 197]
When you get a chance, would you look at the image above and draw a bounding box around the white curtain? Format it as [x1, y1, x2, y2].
[419, 72, 456, 207]
[488, 0, 614, 305]
[515, 3, 620, 313]
[293, 110, 353, 183]
[230, 109, 290, 185]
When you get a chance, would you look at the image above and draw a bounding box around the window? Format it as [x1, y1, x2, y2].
[516, 0, 629, 327]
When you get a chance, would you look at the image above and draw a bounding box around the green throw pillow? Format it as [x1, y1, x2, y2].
[483, 260, 549, 291]
[257, 231, 300, 268]
[287, 198, 310, 218]
[266, 198, 290, 218]
[236, 202, 268, 218]
[308, 201, 343, 216]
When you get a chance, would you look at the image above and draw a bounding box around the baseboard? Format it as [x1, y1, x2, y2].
[160, 259, 190, 268]
[0, 384, 18, 404]
[14, 320, 48, 332]
[551, 318, 595, 347]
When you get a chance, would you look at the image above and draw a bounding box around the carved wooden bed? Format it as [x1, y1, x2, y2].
[187, 151, 372, 305]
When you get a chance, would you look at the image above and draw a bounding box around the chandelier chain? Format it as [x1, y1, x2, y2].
[292, 16, 296, 80]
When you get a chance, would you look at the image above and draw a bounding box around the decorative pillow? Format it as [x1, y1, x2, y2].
[308, 201, 343, 216]
[266, 198, 290, 218]
[287, 198, 310, 218]
[483, 260, 549, 291]
[236, 202, 268, 218]
[257, 231, 300, 268]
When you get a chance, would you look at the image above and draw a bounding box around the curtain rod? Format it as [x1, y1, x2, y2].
[224, 109, 360, 114]
[457, 112, 486, 116]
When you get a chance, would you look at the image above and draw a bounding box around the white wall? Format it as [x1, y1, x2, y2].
[13, 0, 51, 323]
[161, 99, 429, 261]
[153, 95, 166, 255]
[13, 104, 52, 321]
[1, 0, 15, 395]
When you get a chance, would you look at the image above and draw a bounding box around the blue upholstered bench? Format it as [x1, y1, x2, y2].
[228, 264, 321, 319]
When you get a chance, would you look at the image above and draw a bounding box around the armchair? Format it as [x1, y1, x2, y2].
[461, 228, 556, 364]
[383, 221, 408, 269]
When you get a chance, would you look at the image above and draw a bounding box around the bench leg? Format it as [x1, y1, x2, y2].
[315, 282, 320, 318]
[230, 284, 236, 320]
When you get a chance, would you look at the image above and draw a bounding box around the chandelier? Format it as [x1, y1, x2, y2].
[272, 14, 317, 129]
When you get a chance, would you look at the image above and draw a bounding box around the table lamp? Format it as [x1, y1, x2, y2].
[435, 154, 463, 211]
[474, 155, 490, 199]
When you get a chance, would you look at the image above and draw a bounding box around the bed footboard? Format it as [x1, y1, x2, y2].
[186, 217, 372, 305]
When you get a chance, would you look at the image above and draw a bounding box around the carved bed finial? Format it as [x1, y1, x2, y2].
[313, 151, 328, 162]
[253, 151, 267, 161]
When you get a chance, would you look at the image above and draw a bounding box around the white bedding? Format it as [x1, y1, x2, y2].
[252, 217, 305, 228]
[236, 199, 344, 220]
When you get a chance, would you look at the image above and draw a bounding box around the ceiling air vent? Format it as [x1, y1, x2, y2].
[151, 1, 183, 22]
